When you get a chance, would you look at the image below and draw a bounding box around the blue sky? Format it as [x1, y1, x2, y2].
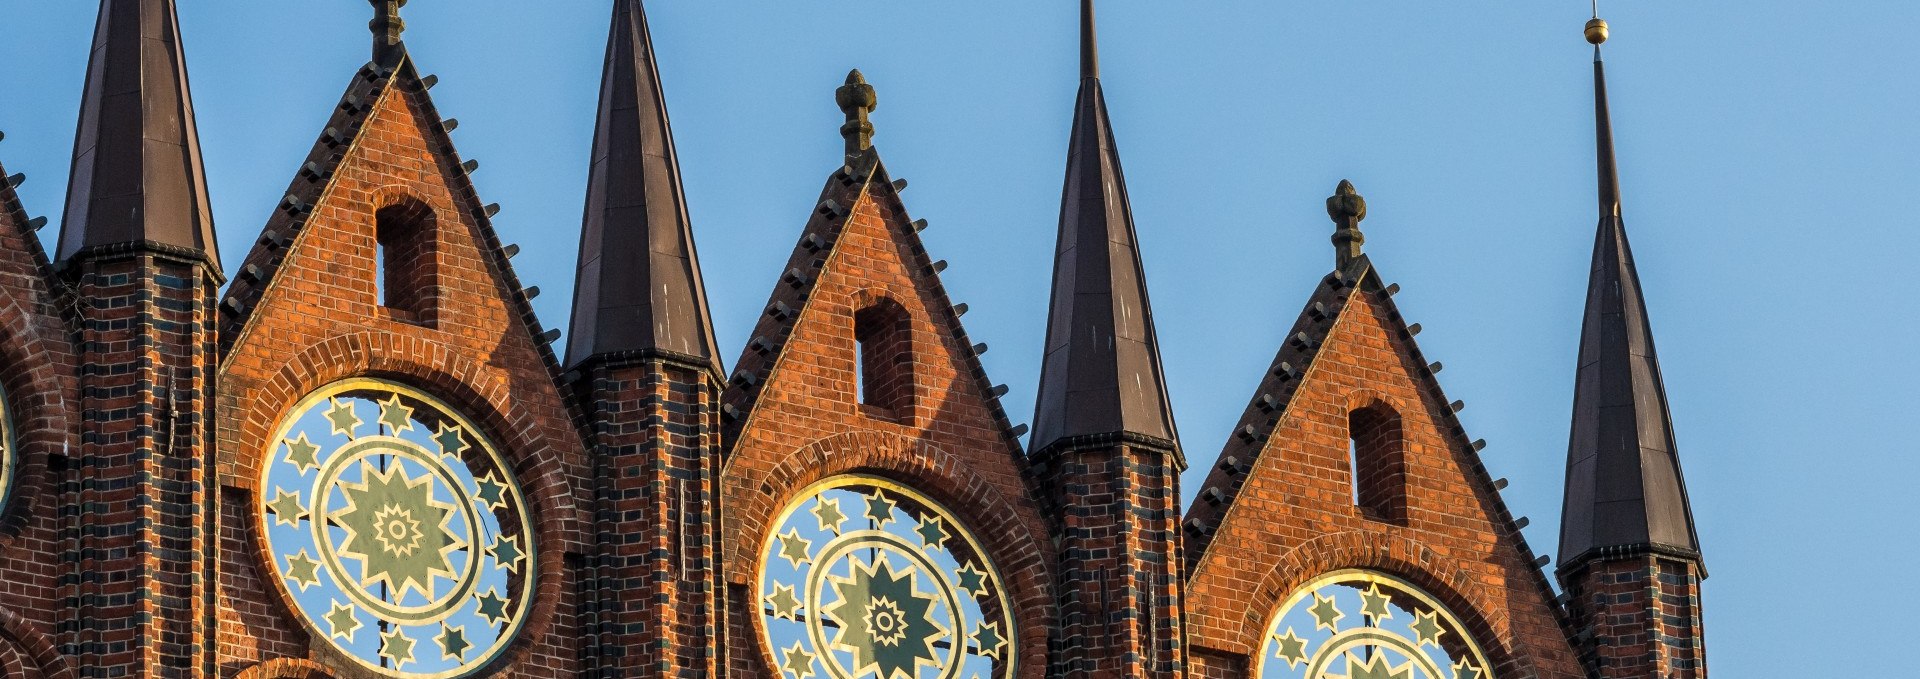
[3, 2, 1915, 675]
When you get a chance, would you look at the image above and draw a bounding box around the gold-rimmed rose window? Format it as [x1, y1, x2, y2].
[1258, 570, 1494, 679]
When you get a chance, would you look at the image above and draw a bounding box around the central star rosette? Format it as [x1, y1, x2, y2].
[333, 454, 468, 601]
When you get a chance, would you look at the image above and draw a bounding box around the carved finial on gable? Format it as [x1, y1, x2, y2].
[836, 69, 878, 160]
[1327, 179, 1368, 269]
[370, 0, 408, 65]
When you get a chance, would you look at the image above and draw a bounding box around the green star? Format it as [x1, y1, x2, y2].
[475, 588, 512, 626]
[953, 562, 989, 599]
[822, 556, 949, 679]
[1310, 591, 1345, 631]
[812, 496, 848, 534]
[766, 583, 803, 620]
[379, 627, 417, 668]
[325, 398, 362, 438]
[437, 624, 471, 661]
[971, 620, 1006, 660]
[283, 434, 321, 473]
[1409, 609, 1445, 648]
[780, 642, 817, 679]
[474, 471, 508, 510]
[266, 489, 308, 527]
[1271, 627, 1308, 668]
[283, 550, 322, 591]
[332, 459, 465, 601]
[1359, 583, 1394, 621]
[1451, 659, 1483, 679]
[378, 394, 415, 433]
[914, 515, 948, 550]
[489, 534, 526, 573]
[434, 423, 469, 459]
[776, 529, 812, 568]
[1345, 652, 1412, 679]
[863, 491, 897, 527]
[324, 601, 361, 641]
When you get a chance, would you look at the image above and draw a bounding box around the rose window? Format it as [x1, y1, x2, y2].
[258, 379, 534, 678]
[0, 384, 14, 516]
[1258, 570, 1493, 679]
[759, 475, 1015, 679]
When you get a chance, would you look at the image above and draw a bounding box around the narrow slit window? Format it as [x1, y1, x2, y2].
[853, 299, 914, 418]
[373, 200, 439, 326]
[1348, 400, 1408, 524]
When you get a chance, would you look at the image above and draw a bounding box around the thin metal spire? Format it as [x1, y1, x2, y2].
[1587, 14, 1619, 218]
[1081, 0, 1099, 79]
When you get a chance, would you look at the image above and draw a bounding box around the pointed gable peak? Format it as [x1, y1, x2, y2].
[1559, 13, 1702, 570]
[1029, 1, 1180, 460]
[58, 0, 220, 274]
[565, 0, 721, 374]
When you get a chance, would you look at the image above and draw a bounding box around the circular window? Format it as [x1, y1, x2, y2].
[1257, 570, 1493, 679]
[258, 379, 534, 678]
[758, 475, 1015, 679]
[0, 384, 14, 516]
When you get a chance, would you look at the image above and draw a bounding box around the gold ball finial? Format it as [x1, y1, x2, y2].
[1585, 18, 1610, 45]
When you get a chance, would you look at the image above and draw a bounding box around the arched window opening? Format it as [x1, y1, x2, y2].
[853, 299, 914, 419]
[1348, 400, 1407, 524]
[374, 200, 439, 326]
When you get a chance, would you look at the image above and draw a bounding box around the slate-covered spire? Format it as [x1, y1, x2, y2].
[1558, 17, 1702, 567]
[1030, 0, 1180, 457]
[57, 0, 220, 273]
[565, 0, 721, 375]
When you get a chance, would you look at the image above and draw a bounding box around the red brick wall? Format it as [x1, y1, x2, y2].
[214, 65, 587, 678]
[1183, 280, 1582, 679]
[1562, 556, 1705, 678]
[718, 164, 1055, 678]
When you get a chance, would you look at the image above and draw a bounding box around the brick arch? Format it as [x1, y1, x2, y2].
[0, 606, 73, 679]
[725, 430, 1056, 679]
[1208, 530, 1525, 676]
[231, 658, 339, 679]
[220, 328, 583, 678]
[0, 290, 77, 541]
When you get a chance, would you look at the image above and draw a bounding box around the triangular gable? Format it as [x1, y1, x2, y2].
[1181, 257, 1578, 673]
[0, 160, 65, 308]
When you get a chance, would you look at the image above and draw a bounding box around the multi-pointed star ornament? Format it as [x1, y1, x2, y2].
[1310, 591, 1345, 631]
[1409, 609, 1445, 648]
[1271, 627, 1309, 668]
[476, 588, 512, 626]
[781, 642, 817, 679]
[490, 534, 525, 573]
[325, 600, 362, 641]
[1359, 584, 1395, 621]
[283, 550, 322, 591]
[863, 491, 898, 527]
[914, 515, 949, 550]
[1451, 659, 1483, 679]
[266, 489, 308, 527]
[953, 562, 990, 599]
[379, 627, 416, 668]
[434, 423, 469, 459]
[378, 394, 415, 433]
[972, 620, 1007, 660]
[776, 529, 813, 568]
[437, 624, 471, 661]
[1343, 651, 1412, 679]
[812, 496, 848, 534]
[325, 398, 362, 438]
[474, 471, 509, 510]
[283, 434, 321, 473]
[766, 583, 803, 620]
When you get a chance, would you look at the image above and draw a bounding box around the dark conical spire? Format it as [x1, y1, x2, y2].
[1031, 0, 1180, 457]
[58, 0, 220, 273]
[1559, 16, 1701, 568]
[564, 0, 720, 375]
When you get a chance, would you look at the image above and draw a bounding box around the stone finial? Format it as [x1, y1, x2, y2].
[370, 0, 408, 64]
[1327, 179, 1367, 268]
[836, 69, 878, 159]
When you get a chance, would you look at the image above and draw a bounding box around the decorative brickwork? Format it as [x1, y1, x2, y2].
[1561, 555, 1705, 678]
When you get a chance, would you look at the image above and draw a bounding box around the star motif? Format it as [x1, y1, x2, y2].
[325, 398, 362, 438]
[766, 583, 803, 620]
[1310, 591, 1345, 631]
[1451, 659, 1483, 679]
[474, 471, 508, 510]
[434, 423, 469, 459]
[266, 489, 308, 527]
[282, 550, 322, 591]
[324, 601, 361, 641]
[476, 588, 512, 625]
[378, 394, 415, 433]
[812, 496, 848, 534]
[1360, 584, 1394, 621]
[332, 459, 466, 601]
[971, 620, 1006, 660]
[1271, 627, 1308, 668]
[914, 515, 948, 550]
[1344, 651, 1412, 679]
[822, 556, 949, 679]
[953, 562, 990, 599]
[1409, 609, 1445, 648]
[437, 624, 471, 661]
[863, 491, 898, 527]
[776, 529, 812, 568]
[379, 627, 416, 668]
[780, 642, 817, 679]
[283, 434, 321, 473]
[489, 534, 526, 573]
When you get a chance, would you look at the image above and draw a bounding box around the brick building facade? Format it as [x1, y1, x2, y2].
[0, 2, 1706, 679]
